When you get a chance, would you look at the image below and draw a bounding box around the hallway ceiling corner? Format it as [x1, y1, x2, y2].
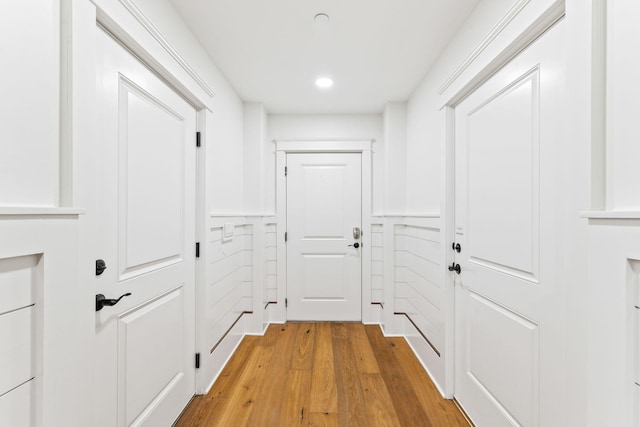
[169, 0, 482, 114]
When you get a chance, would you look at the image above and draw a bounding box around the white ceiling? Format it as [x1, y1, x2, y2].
[169, 0, 482, 114]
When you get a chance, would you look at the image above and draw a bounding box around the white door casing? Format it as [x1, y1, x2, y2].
[453, 21, 566, 427]
[93, 28, 196, 427]
[286, 152, 362, 321]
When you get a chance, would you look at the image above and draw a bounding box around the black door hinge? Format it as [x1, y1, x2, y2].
[285, 298, 288, 308]
[196, 132, 201, 147]
[195, 353, 200, 369]
[284, 232, 287, 242]
[285, 166, 287, 176]
[195, 242, 200, 258]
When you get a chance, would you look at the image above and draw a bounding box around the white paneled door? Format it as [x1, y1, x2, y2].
[453, 21, 566, 426]
[286, 153, 362, 321]
[93, 28, 196, 427]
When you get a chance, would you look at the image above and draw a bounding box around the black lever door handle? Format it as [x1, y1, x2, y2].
[96, 293, 132, 311]
[448, 263, 461, 274]
[348, 242, 360, 248]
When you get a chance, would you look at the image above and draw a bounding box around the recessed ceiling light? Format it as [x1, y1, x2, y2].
[314, 13, 330, 25]
[315, 77, 333, 89]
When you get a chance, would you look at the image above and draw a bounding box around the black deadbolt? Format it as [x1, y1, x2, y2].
[96, 259, 107, 276]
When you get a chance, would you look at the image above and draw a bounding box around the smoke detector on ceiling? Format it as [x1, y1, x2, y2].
[314, 13, 330, 25]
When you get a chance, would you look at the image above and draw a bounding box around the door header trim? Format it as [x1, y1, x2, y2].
[273, 139, 374, 153]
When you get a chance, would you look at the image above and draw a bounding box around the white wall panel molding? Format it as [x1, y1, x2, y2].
[372, 213, 440, 218]
[371, 214, 447, 393]
[602, 0, 640, 210]
[92, 0, 213, 111]
[627, 259, 640, 426]
[581, 211, 640, 220]
[0, 217, 91, 426]
[274, 139, 374, 153]
[118, 0, 215, 98]
[370, 223, 384, 307]
[438, 0, 533, 95]
[0, 207, 84, 217]
[442, 0, 565, 106]
[0, 1, 60, 207]
[0, 255, 39, 413]
[589, 0, 608, 210]
[587, 226, 640, 425]
[210, 213, 276, 218]
[199, 215, 276, 393]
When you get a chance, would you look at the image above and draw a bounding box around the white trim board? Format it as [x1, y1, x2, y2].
[118, 0, 215, 98]
[274, 139, 373, 153]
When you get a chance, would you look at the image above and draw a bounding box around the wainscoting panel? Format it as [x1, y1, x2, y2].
[201, 215, 276, 392]
[0, 254, 41, 425]
[371, 223, 384, 303]
[264, 222, 277, 303]
[394, 222, 443, 354]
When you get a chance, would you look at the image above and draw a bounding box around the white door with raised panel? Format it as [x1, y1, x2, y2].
[92, 28, 196, 427]
[454, 21, 566, 426]
[286, 153, 362, 321]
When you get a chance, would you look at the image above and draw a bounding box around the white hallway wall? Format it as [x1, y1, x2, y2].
[402, 0, 628, 425]
[267, 114, 386, 214]
[583, 1, 640, 425]
[133, 0, 245, 213]
[98, 0, 636, 424]
[0, 2, 91, 425]
[2, 0, 635, 425]
[0, 0, 249, 416]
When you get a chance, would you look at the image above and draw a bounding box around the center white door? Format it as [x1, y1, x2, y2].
[92, 28, 196, 426]
[286, 153, 362, 321]
[453, 21, 566, 426]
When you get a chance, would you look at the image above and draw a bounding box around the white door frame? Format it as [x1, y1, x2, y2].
[440, 2, 565, 400]
[68, 0, 210, 394]
[274, 139, 374, 323]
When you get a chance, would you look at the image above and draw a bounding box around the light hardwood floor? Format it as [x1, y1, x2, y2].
[175, 322, 470, 426]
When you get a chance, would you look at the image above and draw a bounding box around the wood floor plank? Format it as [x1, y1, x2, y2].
[393, 338, 469, 426]
[175, 322, 469, 427]
[308, 412, 339, 427]
[333, 334, 369, 427]
[350, 323, 380, 374]
[258, 321, 284, 346]
[330, 321, 350, 337]
[290, 322, 316, 370]
[309, 323, 338, 413]
[173, 395, 203, 426]
[215, 345, 274, 427]
[174, 395, 227, 427]
[207, 335, 258, 398]
[359, 373, 403, 427]
[365, 325, 434, 427]
[278, 369, 312, 425]
[245, 323, 300, 426]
